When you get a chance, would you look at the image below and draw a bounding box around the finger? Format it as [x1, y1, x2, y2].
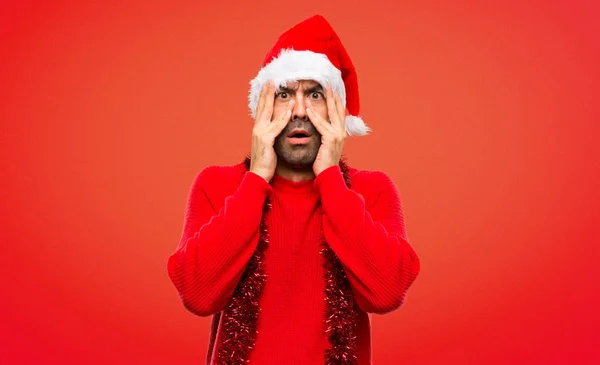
[256, 81, 275, 126]
[306, 99, 334, 131]
[268, 109, 291, 137]
[325, 85, 342, 130]
[268, 99, 294, 134]
[264, 80, 276, 122]
[287, 99, 295, 117]
[334, 92, 346, 134]
[306, 103, 335, 137]
[255, 83, 268, 123]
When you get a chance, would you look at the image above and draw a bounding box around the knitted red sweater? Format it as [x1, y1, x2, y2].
[167, 162, 420, 364]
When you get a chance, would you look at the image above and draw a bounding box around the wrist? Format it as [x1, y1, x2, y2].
[314, 165, 345, 192]
[314, 163, 335, 177]
[249, 169, 271, 182]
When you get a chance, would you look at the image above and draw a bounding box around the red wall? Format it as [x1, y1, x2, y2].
[1, 1, 598, 364]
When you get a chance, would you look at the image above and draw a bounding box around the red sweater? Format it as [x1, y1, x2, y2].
[167, 162, 420, 364]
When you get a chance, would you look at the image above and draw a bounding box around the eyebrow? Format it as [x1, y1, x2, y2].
[278, 84, 324, 94]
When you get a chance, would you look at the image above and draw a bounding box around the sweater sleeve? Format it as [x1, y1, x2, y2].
[314, 165, 420, 314]
[167, 167, 273, 317]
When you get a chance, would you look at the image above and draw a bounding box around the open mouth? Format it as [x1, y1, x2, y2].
[286, 129, 312, 144]
[287, 129, 311, 138]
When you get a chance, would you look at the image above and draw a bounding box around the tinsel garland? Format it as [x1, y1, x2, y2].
[215, 157, 358, 365]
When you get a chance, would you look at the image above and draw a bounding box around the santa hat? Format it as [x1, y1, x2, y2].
[248, 15, 371, 136]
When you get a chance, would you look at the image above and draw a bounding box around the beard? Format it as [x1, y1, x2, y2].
[273, 118, 321, 169]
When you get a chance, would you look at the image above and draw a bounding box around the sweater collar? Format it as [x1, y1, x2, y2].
[271, 173, 317, 194]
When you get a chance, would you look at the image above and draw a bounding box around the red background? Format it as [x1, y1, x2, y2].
[1, 1, 599, 364]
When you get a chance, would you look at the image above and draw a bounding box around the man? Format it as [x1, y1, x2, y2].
[167, 15, 420, 365]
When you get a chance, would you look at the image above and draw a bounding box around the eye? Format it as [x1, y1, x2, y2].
[310, 92, 324, 99]
[275, 92, 289, 99]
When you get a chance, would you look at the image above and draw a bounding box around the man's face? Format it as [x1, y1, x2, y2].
[272, 80, 330, 169]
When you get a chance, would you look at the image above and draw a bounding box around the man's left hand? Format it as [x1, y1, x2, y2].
[307, 86, 348, 176]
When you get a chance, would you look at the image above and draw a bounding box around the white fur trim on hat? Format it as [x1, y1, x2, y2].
[248, 48, 370, 136]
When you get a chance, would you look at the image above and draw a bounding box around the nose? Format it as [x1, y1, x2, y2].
[292, 95, 308, 121]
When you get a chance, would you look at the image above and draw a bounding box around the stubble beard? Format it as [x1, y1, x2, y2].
[273, 119, 321, 169]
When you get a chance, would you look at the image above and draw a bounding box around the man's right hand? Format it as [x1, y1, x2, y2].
[249, 81, 295, 182]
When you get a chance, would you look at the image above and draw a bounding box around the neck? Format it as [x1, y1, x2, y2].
[274, 162, 315, 182]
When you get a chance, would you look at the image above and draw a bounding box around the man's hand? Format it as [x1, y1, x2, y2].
[250, 81, 295, 182]
[307, 86, 347, 176]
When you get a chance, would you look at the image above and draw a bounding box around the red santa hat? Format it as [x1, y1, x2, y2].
[248, 15, 371, 136]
